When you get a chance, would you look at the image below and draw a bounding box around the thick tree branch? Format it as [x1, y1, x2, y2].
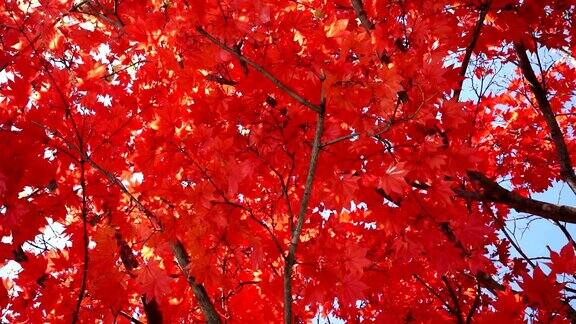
[284, 105, 325, 323]
[465, 171, 576, 224]
[171, 240, 222, 324]
[195, 26, 322, 114]
[141, 297, 163, 324]
[514, 42, 576, 195]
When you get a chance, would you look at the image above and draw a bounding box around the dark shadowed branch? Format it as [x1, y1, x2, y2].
[441, 275, 464, 324]
[514, 42, 576, 195]
[351, 0, 374, 31]
[464, 171, 576, 224]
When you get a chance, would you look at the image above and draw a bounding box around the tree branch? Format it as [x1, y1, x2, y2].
[475, 268, 576, 321]
[501, 225, 536, 268]
[321, 132, 358, 148]
[514, 42, 576, 195]
[441, 275, 464, 324]
[71, 126, 89, 324]
[118, 310, 144, 324]
[195, 26, 322, 114]
[465, 282, 481, 324]
[177, 146, 286, 257]
[413, 274, 455, 315]
[284, 105, 325, 323]
[141, 297, 162, 324]
[465, 171, 576, 224]
[454, 3, 489, 100]
[171, 240, 222, 324]
[350, 0, 374, 31]
[211, 199, 286, 257]
[554, 220, 576, 250]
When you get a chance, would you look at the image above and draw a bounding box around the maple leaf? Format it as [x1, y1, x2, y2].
[521, 267, 563, 310]
[548, 243, 576, 275]
[325, 19, 349, 38]
[227, 158, 255, 196]
[137, 260, 172, 302]
[339, 274, 368, 305]
[343, 245, 370, 276]
[477, 289, 525, 323]
[378, 163, 408, 195]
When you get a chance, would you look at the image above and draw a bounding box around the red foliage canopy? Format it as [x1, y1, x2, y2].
[2, 0, 576, 322]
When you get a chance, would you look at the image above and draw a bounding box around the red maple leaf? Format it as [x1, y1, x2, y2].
[343, 245, 370, 276]
[548, 243, 576, 275]
[137, 260, 172, 302]
[378, 163, 408, 195]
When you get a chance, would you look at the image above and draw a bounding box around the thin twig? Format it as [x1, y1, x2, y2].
[502, 226, 536, 268]
[177, 146, 286, 256]
[71, 135, 89, 324]
[413, 274, 454, 314]
[321, 132, 358, 148]
[441, 275, 464, 324]
[465, 282, 482, 324]
[554, 221, 576, 250]
[118, 310, 144, 324]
